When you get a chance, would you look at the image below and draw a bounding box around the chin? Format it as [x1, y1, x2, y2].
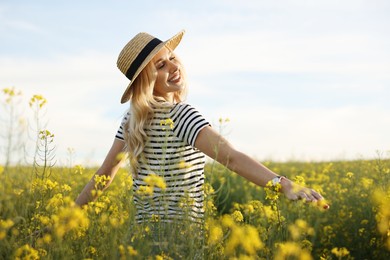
[169, 85, 184, 92]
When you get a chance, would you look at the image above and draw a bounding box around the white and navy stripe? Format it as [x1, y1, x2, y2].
[116, 102, 210, 223]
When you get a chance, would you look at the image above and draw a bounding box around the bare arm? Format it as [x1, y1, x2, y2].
[75, 138, 125, 206]
[195, 126, 325, 203]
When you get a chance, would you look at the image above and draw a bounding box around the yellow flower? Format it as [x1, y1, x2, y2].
[85, 246, 97, 256]
[372, 188, 390, 249]
[127, 245, 138, 256]
[275, 242, 313, 260]
[144, 174, 167, 190]
[288, 219, 314, 241]
[38, 249, 47, 257]
[30, 178, 59, 193]
[293, 175, 306, 186]
[73, 164, 84, 175]
[38, 215, 51, 225]
[13, 188, 24, 195]
[346, 172, 354, 178]
[241, 225, 263, 255]
[42, 234, 52, 244]
[144, 226, 151, 233]
[90, 201, 106, 215]
[29, 94, 47, 108]
[0, 219, 14, 240]
[116, 152, 127, 162]
[136, 185, 154, 196]
[160, 118, 174, 130]
[37, 233, 52, 246]
[262, 205, 278, 222]
[224, 221, 263, 256]
[120, 174, 133, 190]
[231, 210, 244, 222]
[61, 184, 72, 192]
[207, 220, 223, 245]
[245, 204, 255, 214]
[221, 215, 235, 228]
[204, 183, 215, 195]
[155, 253, 173, 260]
[361, 177, 373, 189]
[205, 200, 217, 213]
[218, 117, 230, 124]
[118, 245, 125, 258]
[178, 160, 190, 169]
[359, 228, 365, 236]
[301, 239, 313, 251]
[178, 194, 195, 208]
[149, 214, 159, 223]
[51, 206, 89, 239]
[94, 174, 111, 190]
[236, 255, 254, 260]
[2, 87, 22, 104]
[45, 193, 64, 212]
[265, 181, 280, 201]
[109, 217, 120, 227]
[331, 247, 350, 258]
[39, 129, 54, 141]
[14, 244, 40, 260]
[0, 219, 14, 230]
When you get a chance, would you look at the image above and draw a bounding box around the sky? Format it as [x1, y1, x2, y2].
[1, 0, 389, 166]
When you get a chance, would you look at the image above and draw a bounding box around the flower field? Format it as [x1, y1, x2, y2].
[0, 159, 389, 259]
[1, 88, 389, 259]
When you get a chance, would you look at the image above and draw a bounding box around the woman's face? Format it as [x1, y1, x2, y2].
[152, 47, 185, 101]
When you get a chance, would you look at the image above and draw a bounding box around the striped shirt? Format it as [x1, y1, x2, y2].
[115, 102, 210, 223]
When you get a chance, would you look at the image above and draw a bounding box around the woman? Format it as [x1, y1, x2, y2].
[75, 30, 326, 223]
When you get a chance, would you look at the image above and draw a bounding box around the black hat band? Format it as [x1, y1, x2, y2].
[125, 38, 162, 81]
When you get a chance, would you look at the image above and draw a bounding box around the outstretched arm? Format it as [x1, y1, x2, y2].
[194, 126, 325, 203]
[75, 138, 125, 206]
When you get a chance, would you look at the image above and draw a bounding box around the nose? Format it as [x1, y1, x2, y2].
[169, 61, 179, 73]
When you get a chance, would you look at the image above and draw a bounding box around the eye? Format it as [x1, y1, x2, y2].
[169, 56, 176, 61]
[157, 62, 165, 69]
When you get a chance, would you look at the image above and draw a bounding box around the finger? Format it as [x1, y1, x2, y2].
[298, 191, 310, 201]
[288, 189, 308, 201]
[310, 189, 323, 200]
[303, 189, 326, 202]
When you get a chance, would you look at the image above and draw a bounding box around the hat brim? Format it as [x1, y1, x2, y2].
[120, 30, 185, 103]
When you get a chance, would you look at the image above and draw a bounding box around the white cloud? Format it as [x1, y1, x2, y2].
[181, 31, 390, 78]
[0, 52, 127, 166]
[207, 103, 390, 162]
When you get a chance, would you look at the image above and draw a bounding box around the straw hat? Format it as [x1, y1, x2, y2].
[117, 30, 185, 103]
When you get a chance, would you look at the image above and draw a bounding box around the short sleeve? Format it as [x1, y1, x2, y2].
[170, 103, 210, 146]
[115, 111, 130, 141]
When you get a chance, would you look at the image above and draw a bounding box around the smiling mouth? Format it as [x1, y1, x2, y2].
[168, 73, 181, 83]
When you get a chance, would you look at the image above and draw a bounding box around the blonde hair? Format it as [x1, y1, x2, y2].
[124, 52, 187, 175]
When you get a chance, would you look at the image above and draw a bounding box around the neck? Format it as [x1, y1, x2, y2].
[154, 93, 175, 103]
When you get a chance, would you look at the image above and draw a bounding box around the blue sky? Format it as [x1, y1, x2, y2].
[1, 0, 389, 165]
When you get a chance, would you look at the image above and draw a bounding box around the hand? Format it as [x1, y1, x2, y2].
[280, 178, 329, 209]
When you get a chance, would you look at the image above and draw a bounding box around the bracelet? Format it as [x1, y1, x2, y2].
[271, 175, 286, 186]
